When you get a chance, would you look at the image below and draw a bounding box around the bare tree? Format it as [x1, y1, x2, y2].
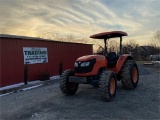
[123, 40, 139, 60]
[36, 32, 65, 41]
[149, 43, 160, 55]
[108, 39, 119, 52]
[36, 32, 56, 40]
[54, 33, 64, 41]
[66, 34, 74, 42]
[154, 30, 160, 41]
[95, 39, 120, 55]
[36, 32, 88, 43]
[78, 38, 89, 44]
[153, 30, 160, 46]
[147, 30, 160, 56]
[96, 46, 104, 55]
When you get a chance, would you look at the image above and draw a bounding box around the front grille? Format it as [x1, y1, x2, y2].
[74, 58, 96, 74]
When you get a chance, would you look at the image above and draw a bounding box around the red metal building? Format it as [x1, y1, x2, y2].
[0, 34, 93, 87]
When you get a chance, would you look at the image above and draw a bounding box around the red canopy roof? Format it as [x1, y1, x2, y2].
[90, 31, 128, 39]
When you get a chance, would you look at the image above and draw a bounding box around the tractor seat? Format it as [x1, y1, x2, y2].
[106, 52, 119, 68]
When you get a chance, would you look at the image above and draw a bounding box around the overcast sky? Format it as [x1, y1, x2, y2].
[0, 0, 159, 45]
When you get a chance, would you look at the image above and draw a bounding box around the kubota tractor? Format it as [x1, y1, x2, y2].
[60, 31, 139, 101]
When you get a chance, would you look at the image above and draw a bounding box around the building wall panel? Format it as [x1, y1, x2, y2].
[0, 37, 92, 87]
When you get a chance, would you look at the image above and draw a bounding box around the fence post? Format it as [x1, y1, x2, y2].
[24, 63, 28, 85]
[59, 62, 63, 77]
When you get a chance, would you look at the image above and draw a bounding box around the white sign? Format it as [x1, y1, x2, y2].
[23, 47, 48, 64]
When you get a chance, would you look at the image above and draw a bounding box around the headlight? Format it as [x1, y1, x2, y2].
[81, 62, 90, 67]
[74, 62, 78, 67]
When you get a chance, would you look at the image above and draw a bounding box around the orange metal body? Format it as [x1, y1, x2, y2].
[74, 31, 131, 78]
[107, 54, 132, 74]
[75, 54, 131, 76]
[75, 55, 107, 76]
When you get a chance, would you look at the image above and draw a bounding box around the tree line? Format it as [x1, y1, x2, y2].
[1, 28, 159, 61]
[96, 30, 160, 61]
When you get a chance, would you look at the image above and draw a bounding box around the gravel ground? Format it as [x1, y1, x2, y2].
[0, 64, 160, 120]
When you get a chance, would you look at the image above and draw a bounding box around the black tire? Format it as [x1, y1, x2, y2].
[99, 70, 117, 102]
[120, 60, 139, 89]
[60, 69, 79, 95]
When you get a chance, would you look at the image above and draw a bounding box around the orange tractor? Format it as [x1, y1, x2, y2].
[60, 31, 139, 101]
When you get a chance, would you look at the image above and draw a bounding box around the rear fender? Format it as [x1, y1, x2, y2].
[115, 54, 133, 74]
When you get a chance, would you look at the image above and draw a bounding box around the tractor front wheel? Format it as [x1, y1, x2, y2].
[120, 60, 139, 89]
[60, 69, 79, 95]
[99, 70, 117, 102]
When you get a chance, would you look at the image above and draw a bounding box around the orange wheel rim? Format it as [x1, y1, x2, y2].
[110, 78, 116, 95]
[132, 67, 138, 83]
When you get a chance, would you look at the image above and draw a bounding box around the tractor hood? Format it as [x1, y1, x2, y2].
[76, 55, 106, 62]
[75, 55, 107, 76]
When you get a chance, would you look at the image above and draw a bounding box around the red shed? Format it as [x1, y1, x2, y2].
[0, 34, 93, 87]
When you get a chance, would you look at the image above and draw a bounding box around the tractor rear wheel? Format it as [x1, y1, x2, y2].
[60, 69, 79, 95]
[120, 60, 139, 89]
[99, 70, 117, 102]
